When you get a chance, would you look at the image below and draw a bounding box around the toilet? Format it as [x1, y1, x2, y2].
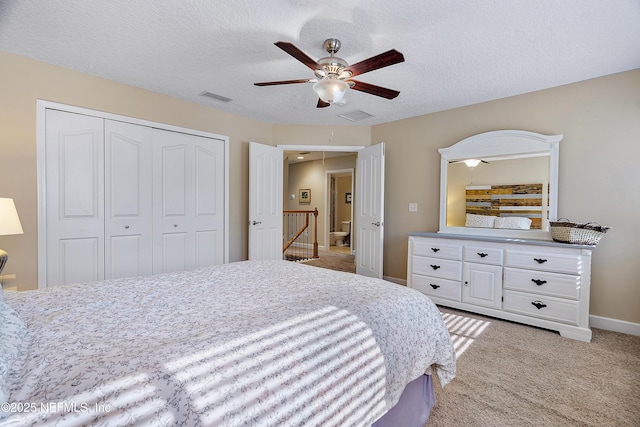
[330, 221, 351, 246]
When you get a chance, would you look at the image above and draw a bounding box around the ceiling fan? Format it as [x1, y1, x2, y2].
[254, 38, 405, 108]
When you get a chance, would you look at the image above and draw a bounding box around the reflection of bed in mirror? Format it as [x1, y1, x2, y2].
[438, 130, 562, 240]
[463, 183, 546, 230]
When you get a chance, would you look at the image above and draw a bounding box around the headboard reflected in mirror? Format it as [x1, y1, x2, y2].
[438, 130, 562, 240]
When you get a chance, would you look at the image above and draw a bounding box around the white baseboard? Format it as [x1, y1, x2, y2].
[590, 315, 640, 337]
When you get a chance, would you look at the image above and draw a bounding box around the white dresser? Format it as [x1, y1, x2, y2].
[408, 233, 594, 342]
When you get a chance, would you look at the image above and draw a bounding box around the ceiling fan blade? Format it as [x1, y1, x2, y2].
[275, 41, 321, 71]
[317, 98, 330, 108]
[345, 49, 405, 77]
[254, 78, 314, 86]
[348, 80, 400, 99]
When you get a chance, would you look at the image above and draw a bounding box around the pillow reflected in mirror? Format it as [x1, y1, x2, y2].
[465, 213, 497, 228]
[494, 216, 532, 230]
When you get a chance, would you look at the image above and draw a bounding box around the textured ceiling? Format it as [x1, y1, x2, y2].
[1, 0, 639, 126]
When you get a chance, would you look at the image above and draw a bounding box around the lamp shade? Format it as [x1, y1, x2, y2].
[0, 198, 24, 236]
[313, 78, 348, 103]
[463, 159, 482, 168]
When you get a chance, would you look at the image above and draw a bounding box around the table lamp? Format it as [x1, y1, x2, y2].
[0, 198, 24, 276]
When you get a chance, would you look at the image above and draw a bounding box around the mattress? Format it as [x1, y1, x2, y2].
[1, 260, 455, 426]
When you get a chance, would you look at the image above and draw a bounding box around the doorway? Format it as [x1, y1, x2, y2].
[326, 169, 353, 254]
[251, 143, 385, 278]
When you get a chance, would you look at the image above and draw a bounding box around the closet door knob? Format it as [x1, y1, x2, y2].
[173, 224, 178, 228]
[124, 225, 130, 229]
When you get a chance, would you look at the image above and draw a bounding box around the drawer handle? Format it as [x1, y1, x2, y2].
[531, 279, 547, 286]
[430, 264, 441, 270]
[534, 258, 548, 264]
[477, 252, 488, 258]
[531, 301, 547, 310]
[431, 247, 440, 252]
[429, 284, 440, 290]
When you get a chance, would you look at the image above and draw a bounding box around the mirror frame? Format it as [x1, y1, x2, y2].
[438, 130, 563, 240]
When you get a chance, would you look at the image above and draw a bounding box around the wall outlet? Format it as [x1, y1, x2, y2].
[409, 203, 418, 213]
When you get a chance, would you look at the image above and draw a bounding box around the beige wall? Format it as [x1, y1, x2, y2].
[2, 49, 638, 325]
[0, 51, 272, 290]
[373, 69, 640, 324]
[336, 176, 353, 228]
[273, 124, 371, 147]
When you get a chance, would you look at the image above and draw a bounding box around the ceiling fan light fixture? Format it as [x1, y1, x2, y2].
[313, 77, 348, 103]
[463, 158, 482, 167]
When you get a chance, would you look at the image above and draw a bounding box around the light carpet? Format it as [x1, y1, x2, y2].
[428, 307, 640, 427]
[301, 251, 356, 273]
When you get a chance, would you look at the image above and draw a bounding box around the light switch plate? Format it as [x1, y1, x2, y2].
[409, 203, 418, 212]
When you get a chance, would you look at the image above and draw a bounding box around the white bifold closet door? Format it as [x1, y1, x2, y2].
[152, 129, 225, 274]
[45, 110, 106, 286]
[44, 109, 224, 287]
[105, 120, 154, 279]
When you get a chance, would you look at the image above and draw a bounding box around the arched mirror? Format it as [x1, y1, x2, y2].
[438, 130, 562, 240]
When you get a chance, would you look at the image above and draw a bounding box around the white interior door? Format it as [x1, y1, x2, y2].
[104, 120, 153, 279]
[249, 142, 283, 260]
[355, 143, 385, 278]
[45, 109, 105, 286]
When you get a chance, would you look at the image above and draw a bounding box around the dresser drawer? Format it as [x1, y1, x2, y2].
[412, 239, 462, 260]
[503, 290, 579, 325]
[412, 256, 461, 281]
[411, 275, 461, 302]
[464, 246, 504, 265]
[504, 268, 580, 300]
[505, 250, 583, 275]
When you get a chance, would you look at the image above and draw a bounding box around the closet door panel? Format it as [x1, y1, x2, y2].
[59, 238, 100, 285]
[195, 230, 220, 268]
[108, 235, 143, 279]
[45, 109, 104, 287]
[153, 129, 193, 273]
[160, 232, 189, 273]
[104, 120, 153, 279]
[193, 138, 225, 266]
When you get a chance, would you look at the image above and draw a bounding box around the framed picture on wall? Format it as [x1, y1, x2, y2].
[299, 189, 311, 204]
[345, 192, 352, 204]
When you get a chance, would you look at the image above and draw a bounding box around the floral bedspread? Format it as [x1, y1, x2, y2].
[1, 260, 455, 426]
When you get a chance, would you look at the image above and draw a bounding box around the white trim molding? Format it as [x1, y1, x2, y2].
[589, 315, 640, 337]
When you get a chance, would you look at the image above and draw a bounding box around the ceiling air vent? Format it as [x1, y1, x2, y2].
[200, 91, 233, 103]
[337, 110, 374, 122]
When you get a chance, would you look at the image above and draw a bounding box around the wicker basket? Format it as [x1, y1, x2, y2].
[549, 218, 610, 245]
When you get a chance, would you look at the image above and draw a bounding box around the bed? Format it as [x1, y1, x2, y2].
[1, 260, 456, 426]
